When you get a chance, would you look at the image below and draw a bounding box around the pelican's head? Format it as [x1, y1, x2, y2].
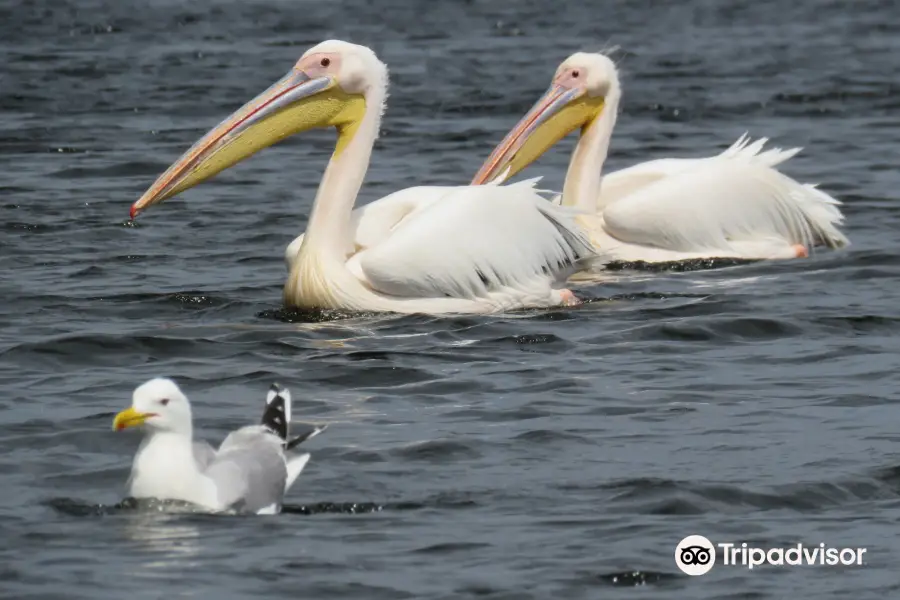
[471, 52, 616, 185]
[129, 40, 385, 218]
[113, 377, 193, 435]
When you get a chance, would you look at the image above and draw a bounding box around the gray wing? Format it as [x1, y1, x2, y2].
[192, 440, 217, 470]
[202, 425, 288, 513]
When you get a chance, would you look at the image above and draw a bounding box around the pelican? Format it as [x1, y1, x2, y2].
[129, 41, 596, 314]
[470, 52, 849, 264]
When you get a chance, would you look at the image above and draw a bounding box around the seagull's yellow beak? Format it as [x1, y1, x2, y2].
[129, 67, 365, 219]
[470, 84, 605, 185]
[112, 407, 155, 431]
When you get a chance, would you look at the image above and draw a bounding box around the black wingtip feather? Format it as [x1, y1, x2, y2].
[285, 424, 328, 450]
[260, 392, 288, 441]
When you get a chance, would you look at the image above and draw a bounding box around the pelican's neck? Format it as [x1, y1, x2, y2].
[301, 87, 385, 258]
[561, 84, 620, 212]
[283, 78, 388, 310]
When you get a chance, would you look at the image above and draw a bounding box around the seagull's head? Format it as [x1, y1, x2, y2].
[113, 378, 193, 435]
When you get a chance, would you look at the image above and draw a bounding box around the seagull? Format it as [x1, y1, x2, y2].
[112, 378, 326, 514]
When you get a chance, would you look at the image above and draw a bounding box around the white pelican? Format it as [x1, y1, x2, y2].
[129, 41, 596, 313]
[469, 52, 849, 264]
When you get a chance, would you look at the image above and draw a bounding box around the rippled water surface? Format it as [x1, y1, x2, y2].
[2, 0, 899, 598]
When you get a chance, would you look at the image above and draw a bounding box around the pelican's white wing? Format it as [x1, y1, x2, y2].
[284, 187, 447, 271]
[351, 187, 454, 249]
[347, 179, 596, 307]
[594, 157, 848, 261]
[595, 133, 803, 210]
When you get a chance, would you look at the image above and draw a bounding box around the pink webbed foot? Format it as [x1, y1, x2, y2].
[558, 288, 581, 307]
[792, 244, 809, 258]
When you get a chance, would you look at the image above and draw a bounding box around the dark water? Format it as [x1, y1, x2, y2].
[2, 0, 898, 597]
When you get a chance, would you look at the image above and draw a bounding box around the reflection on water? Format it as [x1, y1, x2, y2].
[123, 511, 204, 575]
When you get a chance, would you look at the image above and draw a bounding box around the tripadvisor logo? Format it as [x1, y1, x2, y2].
[674, 535, 868, 575]
[675, 535, 716, 576]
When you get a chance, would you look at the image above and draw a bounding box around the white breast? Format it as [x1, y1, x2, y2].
[128, 432, 218, 509]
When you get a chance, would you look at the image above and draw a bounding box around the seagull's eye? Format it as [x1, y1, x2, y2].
[160, 398, 170, 406]
[320, 57, 331, 67]
[572, 69, 580, 78]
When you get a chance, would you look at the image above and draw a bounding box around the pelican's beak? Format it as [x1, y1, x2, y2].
[470, 84, 605, 185]
[130, 67, 364, 218]
[112, 407, 155, 431]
